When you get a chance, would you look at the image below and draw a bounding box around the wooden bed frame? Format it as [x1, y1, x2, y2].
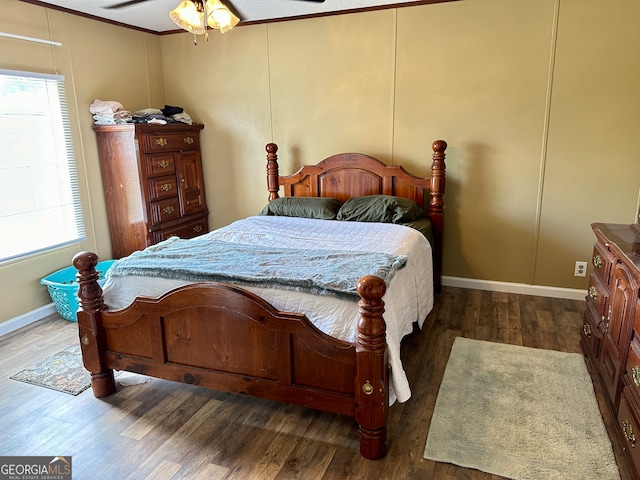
[73, 140, 446, 460]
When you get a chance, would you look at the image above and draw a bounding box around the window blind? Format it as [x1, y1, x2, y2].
[0, 69, 86, 262]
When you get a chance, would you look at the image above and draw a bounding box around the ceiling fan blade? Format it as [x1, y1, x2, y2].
[103, 0, 153, 9]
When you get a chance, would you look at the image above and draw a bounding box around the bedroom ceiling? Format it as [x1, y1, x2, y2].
[20, 0, 450, 34]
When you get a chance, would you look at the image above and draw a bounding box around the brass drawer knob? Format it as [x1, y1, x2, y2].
[633, 365, 640, 388]
[157, 160, 170, 168]
[163, 206, 175, 215]
[160, 183, 172, 192]
[588, 286, 597, 300]
[362, 381, 373, 395]
[155, 137, 168, 146]
[592, 255, 603, 269]
[193, 225, 203, 233]
[184, 137, 194, 144]
[624, 419, 636, 447]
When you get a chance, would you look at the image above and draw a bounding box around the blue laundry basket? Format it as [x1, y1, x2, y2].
[40, 260, 115, 322]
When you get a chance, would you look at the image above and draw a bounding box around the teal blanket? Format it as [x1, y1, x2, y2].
[107, 236, 407, 299]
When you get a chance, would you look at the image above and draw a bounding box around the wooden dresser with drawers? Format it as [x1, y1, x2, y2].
[93, 123, 209, 258]
[581, 222, 640, 477]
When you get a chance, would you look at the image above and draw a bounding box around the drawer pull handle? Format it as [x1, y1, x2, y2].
[157, 160, 170, 168]
[184, 137, 194, 144]
[362, 381, 373, 395]
[155, 138, 168, 147]
[633, 365, 640, 388]
[582, 324, 592, 338]
[193, 225, 203, 233]
[593, 255, 603, 269]
[160, 183, 172, 192]
[163, 206, 175, 215]
[624, 420, 636, 447]
[588, 286, 597, 300]
[601, 306, 612, 329]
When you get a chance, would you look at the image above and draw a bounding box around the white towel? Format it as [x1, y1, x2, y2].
[90, 99, 124, 115]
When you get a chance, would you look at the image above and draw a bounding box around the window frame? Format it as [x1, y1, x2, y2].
[0, 68, 86, 264]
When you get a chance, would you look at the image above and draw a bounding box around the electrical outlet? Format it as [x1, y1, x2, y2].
[574, 261, 588, 277]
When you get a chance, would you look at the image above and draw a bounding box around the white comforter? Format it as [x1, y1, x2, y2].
[102, 216, 434, 403]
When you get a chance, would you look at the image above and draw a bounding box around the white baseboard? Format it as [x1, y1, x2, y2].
[0, 303, 57, 338]
[442, 276, 587, 301]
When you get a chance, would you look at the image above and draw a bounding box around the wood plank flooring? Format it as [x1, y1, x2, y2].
[0, 287, 632, 479]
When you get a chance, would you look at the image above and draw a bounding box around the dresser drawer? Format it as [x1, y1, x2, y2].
[147, 176, 178, 201]
[144, 153, 175, 178]
[151, 217, 208, 243]
[628, 337, 640, 393]
[619, 385, 640, 470]
[581, 307, 603, 360]
[591, 242, 614, 287]
[140, 133, 200, 153]
[586, 274, 609, 317]
[148, 198, 181, 225]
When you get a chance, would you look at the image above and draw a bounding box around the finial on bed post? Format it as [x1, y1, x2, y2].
[355, 275, 388, 460]
[73, 251, 116, 398]
[266, 143, 280, 202]
[429, 140, 447, 293]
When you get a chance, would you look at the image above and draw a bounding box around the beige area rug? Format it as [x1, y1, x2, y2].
[424, 337, 620, 480]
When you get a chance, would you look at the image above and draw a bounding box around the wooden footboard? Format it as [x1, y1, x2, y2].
[73, 251, 389, 460]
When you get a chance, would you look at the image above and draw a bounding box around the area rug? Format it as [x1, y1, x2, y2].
[424, 337, 620, 480]
[10, 344, 91, 395]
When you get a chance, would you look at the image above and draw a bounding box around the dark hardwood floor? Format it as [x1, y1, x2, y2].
[0, 287, 631, 479]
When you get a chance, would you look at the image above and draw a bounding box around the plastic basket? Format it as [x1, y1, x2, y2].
[40, 260, 115, 322]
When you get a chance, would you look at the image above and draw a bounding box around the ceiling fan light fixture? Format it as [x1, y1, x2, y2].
[206, 0, 239, 33]
[169, 0, 206, 34]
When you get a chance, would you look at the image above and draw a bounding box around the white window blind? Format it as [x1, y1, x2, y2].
[0, 69, 85, 262]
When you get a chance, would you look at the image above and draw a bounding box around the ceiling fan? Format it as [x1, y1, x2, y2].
[104, 0, 326, 35]
[104, 0, 326, 9]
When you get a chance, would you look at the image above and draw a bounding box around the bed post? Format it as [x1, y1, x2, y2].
[266, 143, 280, 201]
[72, 251, 116, 398]
[355, 275, 388, 460]
[429, 140, 447, 293]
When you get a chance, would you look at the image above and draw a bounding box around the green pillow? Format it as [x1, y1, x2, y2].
[260, 197, 343, 220]
[336, 195, 422, 223]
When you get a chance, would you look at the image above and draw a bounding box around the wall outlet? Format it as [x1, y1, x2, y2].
[574, 261, 588, 277]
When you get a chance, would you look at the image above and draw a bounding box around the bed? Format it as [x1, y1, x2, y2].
[73, 139, 447, 460]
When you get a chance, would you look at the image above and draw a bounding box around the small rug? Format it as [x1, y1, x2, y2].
[10, 344, 91, 395]
[424, 337, 620, 480]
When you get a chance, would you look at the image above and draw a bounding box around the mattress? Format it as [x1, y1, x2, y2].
[102, 215, 434, 403]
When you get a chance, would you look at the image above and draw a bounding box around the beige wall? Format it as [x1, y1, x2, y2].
[161, 0, 640, 288]
[536, 0, 640, 285]
[0, 0, 165, 323]
[1, 0, 639, 326]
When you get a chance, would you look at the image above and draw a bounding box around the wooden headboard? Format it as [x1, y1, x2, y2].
[265, 141, 447, 292]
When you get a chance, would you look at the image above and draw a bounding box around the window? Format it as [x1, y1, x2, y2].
[0, 69, 85, 263]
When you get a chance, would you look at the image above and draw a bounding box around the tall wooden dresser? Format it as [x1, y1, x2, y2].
[93, 123, 209, 258]
[581, 223, 640, 478]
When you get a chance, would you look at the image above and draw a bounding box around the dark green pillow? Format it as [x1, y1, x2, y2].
[260, 197, 343, 220]
[336, 195, 422, 223]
